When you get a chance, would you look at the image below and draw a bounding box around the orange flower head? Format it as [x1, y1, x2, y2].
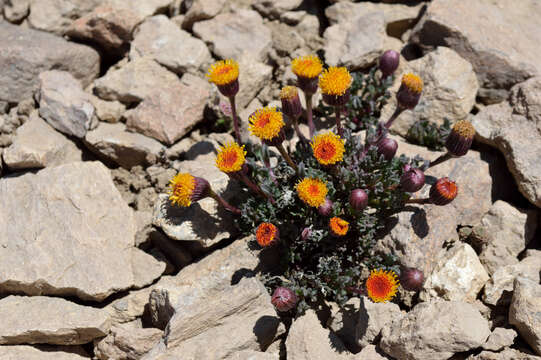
[401, 73, 423, 94]
[291, 55, 323, 79]
[311, 132, 345, 165]
[248, 107, 285, 141]
[319, 67, 352, 96]
[329, 217, 349, 236]
[366, 269, 399, 303]
[296, 178, 328, 208]
[215, 142, 246, 173]
[206, 59, 239, 86]
[256, 222, 279, 247]
[168, 173, 195, 207]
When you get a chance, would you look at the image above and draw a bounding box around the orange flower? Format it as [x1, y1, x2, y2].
[401, 73, 423, 94]
[366, 269, 399, 303]
[248, 107, 284, 141]
[319, 67, 352, 96]
[215, 142, 246, 173]
[256, 222, 279, 247]
[311, 132, 345, 165]
[329, 217, 349, 236]
[206, 59, 239, 86]
[291, 55, 323, 79]
[296, 178, 328, 208]
[168, 173, 195, 207]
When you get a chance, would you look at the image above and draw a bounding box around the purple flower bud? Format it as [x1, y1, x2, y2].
[377, 137, 398, 161]
[318, 198, 333, 217]
[396, 73, 422, 110]
[301, 227, 311, 241]
[271, 287, 298, 312]
[400, 267, 424, 291]
[191, 177, 211, 202]
[280, 86, 303, 119]
[349, 189, 368, 211]
[445, 120, 475, 157]
[217, 79, 239, 98]
[400, 167, 425, 193]
[379, 50, 400, 78]
[322, 89, 351, 107]
[429, 177, 458, 206]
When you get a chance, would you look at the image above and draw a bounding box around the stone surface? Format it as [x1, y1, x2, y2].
[0, 295, 109, 345]
[253, 0, 302, 19]
[324, 11, 386, 70]
[85, 122, 165, 169]
[228, 351, 279, 360]
[478, 201, 537, 274]
[472, 77, 541, 207]
[380, 300, 491, 360]
[410, 0, 541, 90]
[130, 15, 212, 75]
[89, 96, 126, 123]
[509, 277, 541, 355]
[0, 21, 100, 103]
[286, 310, 351, 360]
[182, 0, 226, 30]
[236, 54, 273, 110]
[38, 70, 94, 138]
[381, 46, 479, 137]
[4, 0, 30, 23]
[468, 349, 541, 360]
[107, 0, 172, 19]
[482, 328, 517, 352]
[193, 9, 272, 62]
[94, 323, 163, 360]
[93, 57, 180, 105]
[28, 0, 102, 35]
[125, 73, 209, 145]
[420, 243, 489, 303]
[0, 345, 89, 360]
[3, 113, 82, 170]
[0, 161, 164, 301]
[354, 345, 390, 360]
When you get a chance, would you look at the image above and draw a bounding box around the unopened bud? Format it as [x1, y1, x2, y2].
[445, 120, 475, 157]
[429, 177, 458, 205]
[301, 227, 311, 241]
[377, 137, 398, 161]
[271, 287, 298, 312]
[379, 50, 400, 78]
[280, 86, 303, 119]
[400, 166, 425, 193]
[400, 267, 424, 291]
[349, 189, 368, 211]
[397, 73, 422, 110]
[318, 198, 333, 217]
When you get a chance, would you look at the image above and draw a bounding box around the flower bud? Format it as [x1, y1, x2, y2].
[349, 189, 368, 211]
[377, 137, 398, 161]
[318, 198, 333, 216]
[256, 222, 280, 247]
[379, 50, 400, 78]
[400, 166, 425, 193]
[271, 287, 298, 312]
[445, 120, 475, 157]
[429, 177, 458, 205]
[263, 130, 286, 147]
[301, 227, 311, 241]
[400, 267, 424, 291]
[191, 177, 211, 202]
[322, 89, 351, 107]
[280, 86, 303, 119]
[397, 73, 422, 110]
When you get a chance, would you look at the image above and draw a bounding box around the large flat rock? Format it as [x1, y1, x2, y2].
[0, 345, 89, 360]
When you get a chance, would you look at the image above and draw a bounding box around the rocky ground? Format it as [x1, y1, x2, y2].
[0, 0, 540, 359]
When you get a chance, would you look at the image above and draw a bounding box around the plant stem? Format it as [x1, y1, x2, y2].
[405, 198, 430, 205]
[292, 115, 308, 143]
[263, 158, 278, 185]
[384, 106, 404, 129]
[427, 152, 452, 169]
[276, 143, 299, 173]
[304, 92, 315, 138]
[209, 190, 241, 214]
[239, 172, 276, 204]
[229, 95, 241, 143]
[335, 106, 343, 137]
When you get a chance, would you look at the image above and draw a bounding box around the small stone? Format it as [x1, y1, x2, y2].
[94, 323, 163, 360]
[182, 0, 226, 30]
[468, 349, 541, 360]
[0, 345, 89, 359]
[253, 0, 303, 19]
[4, 0, 30, 23]
[28, 0, 102, 35]
[482, 328, 517, 351]
[509, 277, 541, 355]
[89, 96, 126, 123]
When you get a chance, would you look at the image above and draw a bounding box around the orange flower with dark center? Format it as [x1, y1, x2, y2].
[215, 142, 246, 173]
[296, 178, 328, 207]
[249, 107, 284, 141]
[256, 222, 279, 247]
[366, 269, 399, 303]
[168, 173, 195, 207]
[329, 217, 349, 236]
[206, 59, 239, 86]
[311, 132, 345, 165]
[291, 55, 323, 79]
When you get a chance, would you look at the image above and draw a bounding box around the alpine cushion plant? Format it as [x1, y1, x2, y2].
[167, 53, 476, 314]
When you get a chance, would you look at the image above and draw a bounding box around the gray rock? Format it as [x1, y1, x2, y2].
[130, 15, 212, 75]
[0, 345, 89, 360]
[0, 21, 100, 103]
[3, 114, 82, 170]
[410, 0, 541, 90]
[85, 122, 165, 169]
[354, 345, 390, 360]
[236, 54, 273, 110]
[193, 9, 272, 62]
[182, 0, 226, 30]
[509, 277, 541, 355]
[4, 0, 29, 23]
[107, 0, 172, 19]
[94, 323, 163, 360]
[89, 96, 126, 123]
[468, 349, 541, 360]
[253, 0, 302, 19]
[482, 328, 517, 352]
[228, 351, 279, 360]
[38, 70, 94, 138]
[0, 161, 165, 301]
[28, 0, 102, 35]
[0, 295, 109, 345]
[380, 300, 491, 360]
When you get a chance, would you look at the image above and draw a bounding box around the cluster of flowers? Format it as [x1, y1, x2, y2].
[168, 51, 476, 312]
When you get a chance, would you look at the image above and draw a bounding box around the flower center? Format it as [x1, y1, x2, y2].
[308, 184, 320, 196]
[372, 277, 391, 296]
[216, 65, 233, 76]
[256, 114, 271, 128]
[316, 143, 336, 160]
[222, 151, 238, 167]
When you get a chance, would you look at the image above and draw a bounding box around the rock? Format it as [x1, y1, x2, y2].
[267, 21, 305, 57]
[323, 11, 386, 70]
[193, 9, 272, 62]
[420, 243, 489, 303]
[85, 122, 165, 169]
[472, 77, 541, 207]
[253, 0, 302, 19]
[28, 0, 102, 35]
[182, 0, 226, 30]
[235, 54, 273, 110]
[380, 300, 491, 360]
[354, 345, 390, 360]
[482, 328, 517, 351]
[0, 345, 89, 359]
[4, 0, 30, 23]
[280, 10, 306, 26]
[93, 57, 180, 105]
[228, 351, 279, 360]
[509, 277, 541, 355]
[150, 230, 193, 268]
[381, 47, 479, 137]
[286, 310, 351, 360]
[3, 114, 82, 170]
[130, 15, 212, 75]
[0, 21, 100, 104]
[0, 161, 165, 301]
[468, 349, 541, 360]
[477, 201, 537, 274]
[38, 70, 94, 138]
[107, 0, 172, 19]
[0, 295, 109, 345]
[89, 96, 126, 123]
[125, 73, 209, 145]
[94, 323, 163, 360]
[483, 251, 541, 306]
[410, 0, 541, 90]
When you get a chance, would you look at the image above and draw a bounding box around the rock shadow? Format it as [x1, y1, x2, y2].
[253, 315, 281, 351]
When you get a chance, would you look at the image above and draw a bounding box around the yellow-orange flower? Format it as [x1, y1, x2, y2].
[256, 222, 279, 247]
[291, 55, 323, 79]
[401, 73, 423, 94]
[168, 173, 195, 207]
[366, 269, 399, 303]
[296, 178, 328, 208]
[311, 132, 345, 165]
[329, 217, 349, 236]
[319, 67, 352, 96]
[279, 85, 298, 100]
[206, 59, 239, 86]
[248, 107, 284, 141]
[215, 142, 246, 173]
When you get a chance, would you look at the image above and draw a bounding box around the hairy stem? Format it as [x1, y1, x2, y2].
[427, 152, 452, 169]
[305, 92, 315, 138]
[229, 96, 241, 143]
[209, 190, 241, 214]
[276, 143, 299, 173]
